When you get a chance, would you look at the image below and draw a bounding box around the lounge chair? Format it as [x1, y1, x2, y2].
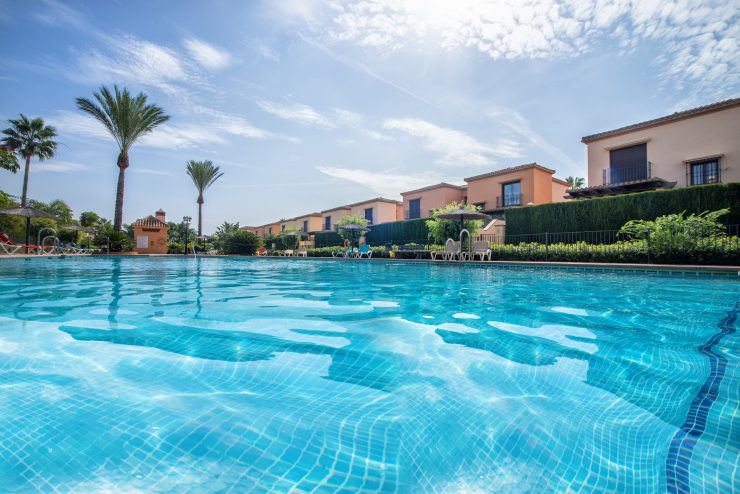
[466, 241, 492, 261]
[357, 244, 372, 258]
[0, 233, 39, 254]
[282, 249, 294, 257]
[432, 239, 460, 260]
[256, 247, 267, 256]
[296, 246, 308, 257]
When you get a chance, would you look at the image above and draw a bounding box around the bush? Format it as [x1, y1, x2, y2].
[365, 218, 429, 245]
[223, 231, 262, 255]
[108, 231, 133, 252]
[314, 231, 343, 247]
[505, 183, 740, 236]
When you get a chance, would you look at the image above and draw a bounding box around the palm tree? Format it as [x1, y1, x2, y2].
[1, 115, 58, 249]
[186, 160, 224, 238]
[76, 85, 169, 231]
[565, 176, 585, 189]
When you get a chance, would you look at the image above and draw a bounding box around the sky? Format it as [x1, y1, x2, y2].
[0, 0, 737, 233]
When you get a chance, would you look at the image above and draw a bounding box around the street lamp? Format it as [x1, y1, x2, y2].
[183, 216, 192, 255]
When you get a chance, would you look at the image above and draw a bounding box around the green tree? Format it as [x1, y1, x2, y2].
[79, 211, 103, 228]
[565, 176, 585, 189]
[223, 230, 262, 255]
[1, 114, 59, 249]
[185, 159, 224, 238]
[0, 148, 19, 173]
[336, 214, 369, 247]
[30, 198, 74, 225]
[425, 202, 484, 245]
[76, 85, 169, 231]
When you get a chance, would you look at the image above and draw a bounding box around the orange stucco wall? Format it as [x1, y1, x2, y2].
[132, 226, 169, 254]
[348, 201, 400, 225]
[402, 186, 466, 218]
[465, 167, 568, 209]
[321, 208, 351, 231]
[585, 105, 740, 187]
[551, 180, 570, 202]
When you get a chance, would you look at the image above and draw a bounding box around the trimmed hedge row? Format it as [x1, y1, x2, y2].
[505, 183, 740, 236]
[365, 218, 429, 245]
[314, 231, 344, 247]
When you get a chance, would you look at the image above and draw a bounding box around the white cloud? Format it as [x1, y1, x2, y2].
[30, 161, 90, 174]
[317, 0, 738, 103]
[488, 108, 580, 172]
[334, 108, 393, 141]
[254, 41, 279, 62]
[50, 111, 224, 149]
[256, 99, 335, 128]
[130, 168, 173, 176]
[316, 166, 439, 197]
[35, 0, 86, 29]
[70, 35, 190, 95]
[184, 38, 233, 70]
[383, 117, 521, 167]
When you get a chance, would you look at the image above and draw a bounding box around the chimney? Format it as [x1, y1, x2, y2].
[155, 209, 166, 222]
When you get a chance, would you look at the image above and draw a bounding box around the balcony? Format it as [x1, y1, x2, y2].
[602, 162, 652, 185]
[495, 194, 521, 209]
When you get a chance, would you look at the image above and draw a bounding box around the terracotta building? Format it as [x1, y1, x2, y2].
[131, 209, 169, 254]
[401, 183, 468, 219]
[464, 163, 570, 212]
[573, 98, 740, 198]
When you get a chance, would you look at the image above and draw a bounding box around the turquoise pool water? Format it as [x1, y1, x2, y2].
[0, 257, 737, 493]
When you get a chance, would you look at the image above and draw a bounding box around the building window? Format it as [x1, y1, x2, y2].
[502, 181, 521, 207]
[364, 207, 373, 224]
[408, 198, 421, 219]
[281, 224, 285, 232]
[324, 216, 331, 231]
[608, 143, 648, 184]
[268, 227, 272, 235]
[302, 220, 308, 232]
[690, 159, 720, 185]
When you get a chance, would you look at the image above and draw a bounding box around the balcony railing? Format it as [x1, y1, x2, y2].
[496, 194, 522, 209]
[602, 162, 652, 185]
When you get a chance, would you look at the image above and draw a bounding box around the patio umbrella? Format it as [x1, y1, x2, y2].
[338, 224, 369, 249]
[0, 207, 58, 253]
[436, 208, 490, 259]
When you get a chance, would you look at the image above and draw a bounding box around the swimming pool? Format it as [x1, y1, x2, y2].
[0, 257, 737, 493]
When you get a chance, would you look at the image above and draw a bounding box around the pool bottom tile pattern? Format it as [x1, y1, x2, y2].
[0, 257, 737, 493]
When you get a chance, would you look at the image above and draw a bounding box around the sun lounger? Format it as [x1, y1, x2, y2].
[296, 246, 308, 257]
[282, 249, 294, 257]
[357, 245, 372, 258]
[0, 233, 39, 254]
[256, 247, 267, 256]
[466, 240, 492, 261]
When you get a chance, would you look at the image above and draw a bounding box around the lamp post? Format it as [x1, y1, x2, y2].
[183, 216, 192, 255]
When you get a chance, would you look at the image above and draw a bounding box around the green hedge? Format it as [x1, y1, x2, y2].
[365, 218, 428, 245]
[314, 231, 343, 247]
[505, 183, 740, 235]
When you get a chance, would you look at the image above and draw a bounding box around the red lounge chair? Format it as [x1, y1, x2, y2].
[0, 233, 39, 254]
[256, 247, 267, 256]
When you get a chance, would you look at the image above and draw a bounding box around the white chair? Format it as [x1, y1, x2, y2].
[466, 241, 492, 261]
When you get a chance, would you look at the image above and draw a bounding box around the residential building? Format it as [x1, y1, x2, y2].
[573, 98, 740, 198]
[346, 198, 403, 225]
[240, 226, 258, 234]
[131, 209, 169, 254]
[400, 183, 468, 219]
[321, 206, 351, 231]
[464, 163, 570, 212]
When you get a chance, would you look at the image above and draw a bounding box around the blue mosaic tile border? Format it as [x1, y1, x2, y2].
[665, 300, 738, 493]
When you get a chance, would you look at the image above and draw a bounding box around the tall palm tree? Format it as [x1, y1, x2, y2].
[76, 85, 169, 231]
[1, 115, 58, 249]
[186, 160, 224, 238]
[565, 176, 585, 189]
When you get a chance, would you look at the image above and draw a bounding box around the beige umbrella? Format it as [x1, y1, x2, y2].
[0, 206, 58, 253]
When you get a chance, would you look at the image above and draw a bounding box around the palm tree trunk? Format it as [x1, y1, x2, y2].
[113, 151, 128, 231]
[197, 195, 203, 238]
[21, 155, 31, 253]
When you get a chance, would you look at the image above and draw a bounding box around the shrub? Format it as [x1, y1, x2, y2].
[314, 231, 343, 247]
[223, 230, 262, 255]
[365, 218, 429, 245]
[505, 183, 740, 236]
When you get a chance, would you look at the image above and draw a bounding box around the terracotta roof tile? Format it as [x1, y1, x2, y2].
[464, 163, 555, 182]
[400, 182, 467, 196]
[131, 215, 168, 228]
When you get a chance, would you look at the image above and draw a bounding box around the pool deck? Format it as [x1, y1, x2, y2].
[1, 253, 738, 276]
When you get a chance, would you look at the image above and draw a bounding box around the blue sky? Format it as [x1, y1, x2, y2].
[0, 0, 737, 233]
